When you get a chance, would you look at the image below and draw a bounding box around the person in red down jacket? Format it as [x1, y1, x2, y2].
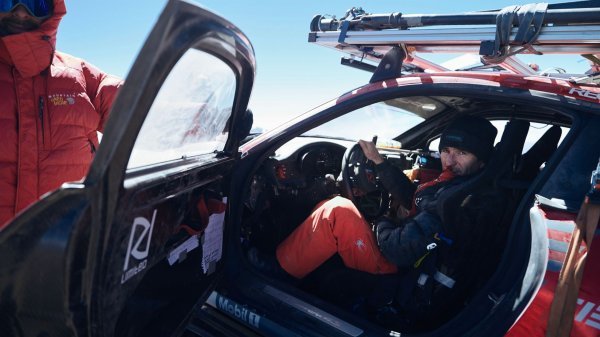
[0, 0, 123, 228]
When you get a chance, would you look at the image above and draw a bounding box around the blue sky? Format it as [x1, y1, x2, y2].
[57, 0, 592, 129]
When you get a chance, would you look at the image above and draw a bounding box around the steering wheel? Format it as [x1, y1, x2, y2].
[338, 143, 389, 221]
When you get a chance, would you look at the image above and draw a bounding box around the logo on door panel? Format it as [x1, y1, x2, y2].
[121, 209, 157, 284]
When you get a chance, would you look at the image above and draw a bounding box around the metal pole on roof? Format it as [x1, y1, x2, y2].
[311, 8, 600, 32]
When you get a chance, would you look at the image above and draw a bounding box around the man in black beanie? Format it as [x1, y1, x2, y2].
[255, 115, 507, 327]
[437, 115, 498, 173]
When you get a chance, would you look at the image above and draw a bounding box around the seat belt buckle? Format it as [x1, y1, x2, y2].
[588, 159, 600, 204]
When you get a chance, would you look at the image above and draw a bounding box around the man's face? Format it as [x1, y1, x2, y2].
[0, 5, 44, 36]
[440, 146, 484, 176]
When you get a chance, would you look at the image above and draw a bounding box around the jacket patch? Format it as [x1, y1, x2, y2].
[48, 93, 76, 106]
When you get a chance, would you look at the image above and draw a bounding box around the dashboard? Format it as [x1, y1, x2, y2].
[247, 136, 440, 215]
[272, 143, 345, 189]
[243, 136, 441, 246]
[265, 138, 352, 190]
[261, 137, 436, 193]
[244, 138, 352, 219]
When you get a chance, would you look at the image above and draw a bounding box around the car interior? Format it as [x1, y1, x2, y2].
[238, 94, 572, 332]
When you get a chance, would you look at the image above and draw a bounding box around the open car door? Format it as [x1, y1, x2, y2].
[0, 1, 255, 336]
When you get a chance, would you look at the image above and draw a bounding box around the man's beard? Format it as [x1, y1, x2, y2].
[0, 16, 41, 36]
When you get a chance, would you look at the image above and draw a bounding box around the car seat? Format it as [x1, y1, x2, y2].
[496, 124, 562, 202]
[516, 125, 562, 181]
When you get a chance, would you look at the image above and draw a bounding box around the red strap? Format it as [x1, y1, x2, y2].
[179, 195, 226, 236]
[415, 168, 456, 194]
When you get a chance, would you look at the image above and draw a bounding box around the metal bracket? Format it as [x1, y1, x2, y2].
[338, 20, 350, 44]
[369, 46, 406, 83]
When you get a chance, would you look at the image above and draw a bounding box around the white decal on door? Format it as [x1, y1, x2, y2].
[121, 209, 157, 284]
[201, 197, 227, 275]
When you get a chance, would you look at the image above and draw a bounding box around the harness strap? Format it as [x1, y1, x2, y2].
[433, 270, 456, 289]
[416, 270, 455, 289]
[546, 160, 600, 337]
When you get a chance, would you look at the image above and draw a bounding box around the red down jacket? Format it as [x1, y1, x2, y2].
[0, 0, 122, 228]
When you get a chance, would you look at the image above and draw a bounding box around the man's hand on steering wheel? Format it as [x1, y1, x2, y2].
[339, 137, 389, 221]
[358, 139, 384, 165]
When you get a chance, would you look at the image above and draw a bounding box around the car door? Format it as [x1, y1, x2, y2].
[0, 1, 255, 337]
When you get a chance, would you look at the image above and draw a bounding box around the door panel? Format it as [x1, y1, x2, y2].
[101, 160, 234, 337]
[0, 190, 90, 337]
[0, 0, 255, 336]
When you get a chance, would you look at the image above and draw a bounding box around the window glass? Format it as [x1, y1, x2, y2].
[128, 49, 236, 169]
[304, 100, 425, 147]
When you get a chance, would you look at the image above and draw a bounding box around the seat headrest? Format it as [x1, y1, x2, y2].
[516, 125, 562, 180]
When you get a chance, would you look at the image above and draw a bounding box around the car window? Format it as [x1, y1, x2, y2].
[304, 100, 424, 145]
[127, 48, 236, 169]
[428, 120, 569, 153]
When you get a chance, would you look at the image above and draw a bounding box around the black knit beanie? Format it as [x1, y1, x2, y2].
[439, 116, 497, 162]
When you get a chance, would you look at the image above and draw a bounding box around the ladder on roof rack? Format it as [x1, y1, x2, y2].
[308, 2, 600, 76]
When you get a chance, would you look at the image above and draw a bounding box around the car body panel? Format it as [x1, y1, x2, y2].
[507, 204, 600, 337]
[336, 72, 600, 104]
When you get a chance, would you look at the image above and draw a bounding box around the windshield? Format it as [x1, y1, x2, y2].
[302, 100, 425, 147]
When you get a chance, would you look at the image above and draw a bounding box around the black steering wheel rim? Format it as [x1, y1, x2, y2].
[338, 143, 389, 221]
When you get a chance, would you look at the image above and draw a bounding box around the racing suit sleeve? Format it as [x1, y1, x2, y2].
[375, 160, 417, 209]
[375, 211, 442, 267]
[377, 187, 508, 270]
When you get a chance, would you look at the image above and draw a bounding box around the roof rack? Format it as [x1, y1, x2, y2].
[308, 2, 600, 79]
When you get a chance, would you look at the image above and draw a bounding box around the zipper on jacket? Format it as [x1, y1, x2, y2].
[38, 96, 45, 145]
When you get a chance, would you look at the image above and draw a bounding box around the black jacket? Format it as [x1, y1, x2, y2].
[372, 160, 510, 328]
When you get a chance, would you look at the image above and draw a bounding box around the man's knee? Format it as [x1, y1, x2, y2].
[318, 196, 370, 235]
[322, 196, 359, 214]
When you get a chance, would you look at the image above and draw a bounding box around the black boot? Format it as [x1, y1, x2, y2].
[246, 247, 297, 284]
